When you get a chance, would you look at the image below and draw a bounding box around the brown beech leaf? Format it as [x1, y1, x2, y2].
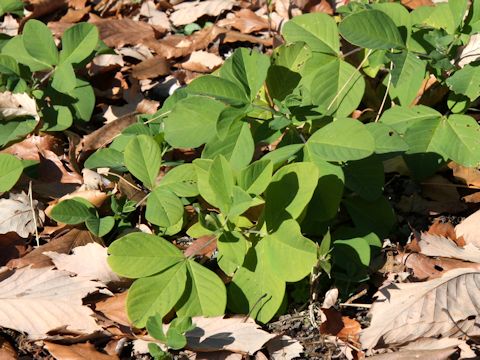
[455, 209, 480, 249]
[400, 0, 434, 9]
[38, 149, 83, 184]
[360, 268, 480, 349]
[427, 219, 460, 245]
[1, 134, 63, 161]
[181, 50, 223, 73]
[0, 192, 44, 238]
[140, 0, 170, 31]
[95, 291, 130, 327]
[131, 56, 170, 80]
[0, 233, 28, 267]
[458, 33, 480, 67]
[45, 341, 118, 359]
[0, 336, 17, 360]
[184, 235, 217, 257]
[170, 0, 237, 26]
[0, 266, 104, 339]
[449, 161, 480, 187]
[59, 6, 90, 23]
[23, 0, 67, 21]
[217, 9, 270, 33]
[418, 233, 480, 263]
[45, 189, 108, 219]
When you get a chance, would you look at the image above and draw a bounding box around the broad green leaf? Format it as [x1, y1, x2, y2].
[0, 154, 22, 192]
[85, 216, 115, 237]
[175, 260, 227, 317]
[264, 162, 319, 231]
[60, 23, 99, 65]
[22, 20, 58, 68]
[193, 159, 216, 208]
[306, 118, 375, 162]
[379, 105, 441, 134]
[371, 3, 411, 40]
[446, 64, 480, 101]
[388, 51, 426, 106]
[332, 237, 371, 283]
[158, 164, 198, 197]
[127, 262, 187, 327]
[0, 0, 23, 16]
[124, 135, 161, 189]
[411, 3, 456, 34]
[186, 76, 248, 104]
[146, 188, 184, 228]
[339, 10, 404, 49]
[0, 119, 37, 148]
[207, 155, 235, 213]
[228, 186, 254, 219]
[216, 104, 251, 139]
[282, 13, 339, 55]
[202, 121, 254, 171]
[50, 198, 96, 225]
[229, 244, 285, 323]
[164, 96, 225, 148]
[42, 105, 73, 131]
[263, 219, 317, 282]
[344, 156, 384, 201]
[449, 0, 468, 30]
[271, 42, 312, 73]
[343, 195, 396, 238]
[217, 230, 248, 275]
[2, 36, 49, 72]
[220, 48, 271, 100]
[51, 62, 76, 93]
[0, 55, 19, 75]
[108, 232, 185, 278]
[69, 79, 95, 121]
[365, 123, 409, 154]
[84, 148, 125, 172]
[308, 59, 365, 117]
[237, 159, 273, 195]
[266, 65, 302, 101]
[146, 316, 167, 342]
[262, 144, 304, 168]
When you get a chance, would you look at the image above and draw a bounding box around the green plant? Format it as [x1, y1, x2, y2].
[146, 315, 195, 358]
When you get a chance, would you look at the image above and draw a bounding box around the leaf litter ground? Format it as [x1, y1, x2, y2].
[4, 0, 480, 359]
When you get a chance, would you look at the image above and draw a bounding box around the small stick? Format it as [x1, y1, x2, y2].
[28, 181, 40, 247]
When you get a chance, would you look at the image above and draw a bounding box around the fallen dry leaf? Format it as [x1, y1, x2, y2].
[95, 291, 130, 327]
[38, 149, 83, 184]
[185, 316, 276, 354]
[24, 0, 67, 21]
[140, 0, 170, 31]
[1, 134, 63, 161]
[131, 56, 170, 80]
[266, 335, 303, 360]
[0, 336, 16, 360]
[45, 243, 121, 284]
[45, 189, 108, 219]
[170, 0, 237, 26]
[181, 50, 223, 73]
[0, 192, 44, 238]
[0, 233, 28, 267]
[448, 161, 480, 187]
[217, 9, 270, 34]
[322, 288, 339, 308]
[0, 92, 39, 120]
[427, 219, 460, 245]
[400, 0, 434, 9]
[455, 209, 480, 248]
[0, 15, 19, 36]
[418, 233, 480, 263]
[0, 266, 104, 339]
[184, 235, 217, 257]
[458, 33, 480, 68]
[360, 267, 480, 349]
[59, 6, 90, 23]
[45, 341, 118, 359]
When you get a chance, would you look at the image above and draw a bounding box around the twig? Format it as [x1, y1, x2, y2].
[344, 288, 367, 304]
[28, 181, 40, 247]
[339, 303, 372, 309]
[375, 57, 394, 122]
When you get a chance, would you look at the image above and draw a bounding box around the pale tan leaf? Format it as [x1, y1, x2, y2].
[0, 266, 103, 339]
[217, 9, 270, 34]
[367, 348, 456, 360]
[45, 341, 118, 359]
[170, 0, 237, 26]
[0, 15, 19, 36]
[418, 233, 480, 263]
[0, 92, 39, 121]
[266, 335, 303, 360]
[186, 316, 276, 355]
[458, 33, 480, 67]
[181, 50, 223, 73]
[0, 192, 44, 238]
[44, 243, 121, 284]
[140, 0, 170, 31]
[455, 209, 480, 248]
[360, 268, 480, 349]
[322, 288, 338, 309]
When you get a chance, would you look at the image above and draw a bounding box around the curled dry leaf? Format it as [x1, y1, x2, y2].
[0, 192, 44, 238]
[360, 268, 480, 349]
[0, 266, 103, 339]
[181, 50, 223, 73]
[45, 341, 119, 360]
[1, 134, 63, 161]
[322, 288, 339, 308]
[0, 92, 39, 121]
[45, 243, 121, 284]
[170, 0, 237, 26]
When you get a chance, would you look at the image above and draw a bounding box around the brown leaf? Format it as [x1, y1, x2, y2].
[223, 30, 273, 47]
[59, 6, 90, 23]
[337, 317, 361, 345]
[45, 342, 118, 360]
[462, 191, 480, 203]
[0, 192, 44, 238]
[400, 0, 434, 9]
[0, 15, 19, 36]
[1, 134, 63, 161]
[0, 336, 17, 360]
[0, 233, 28, 267]
[184, 235, 217, 257]
[427, 219, 462, 246]
[367, 348, 456, 360]
[7, 228, 97, 269]
[140, 0, 171, 31]
[131, 56, 170, 80]
[306, 0, 334, 14]
[38, 149, 83, 184]
[0, 91, 39, 120]
[217, 9, 270, 33]
[181, 50, 223, 73]
[448, 161, 480, 187]
[95, 292, 130, 327]
[170, 0, 237, 26]
[23, 0, 67, 21]
[361, 268, 480, 349]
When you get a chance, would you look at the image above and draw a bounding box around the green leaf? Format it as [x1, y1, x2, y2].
[127, 262, 187, 327]
[308, 59, 365, 117]
[379, 105, 441, 134]
[344, 156, 384, 201]
[305, 118, 375, 162]
[51, 62, 77, 93]
[0, 0, 23, 16]
[217, 230, 248, 275]
[85, 216, 115, 237]
[0, 54, 20, 75]
[271, 42, 312, 73]
[202, 121, 254, 171]
[164, 96, 225, 148]
[175, 260, 226, 317]
[42, 105, 73, 131]
[263, 219, 317, 282]
[339, 10, 404, 49]
[146, 316, 167, 342]
[237, 159, 273, 195]
[50, 198, 96, 224]
[262, 144, 303, 168]
[69, 79, 95, 121]
[84, 148, 125, 172]
[124, 135, 161, 189]
[22, 20, 58, 68]
[108, 232, 185, 278]
[60, 23, 99, 65]
[365, 122, 409, 154]
[446, 64, 480, 101]
[207, 155, 235, 213]
[146, 188, 184, 228]
[158, 164, 198, 197]
[229, 244, 285, 323]
[186, 76, 248, 104]
[0, 154, 22, 192]
[264, 162, 319, 231]
[219, 48, 270, 100]
[332, 237, 371, 283]
[282, 13, 339, 55]
[449, 0, 468, 30]
[1, 36, 47, 72]
[228, 186, 254, 219]
[0, 120, 37, 148]
[388, 51, 426, 106]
